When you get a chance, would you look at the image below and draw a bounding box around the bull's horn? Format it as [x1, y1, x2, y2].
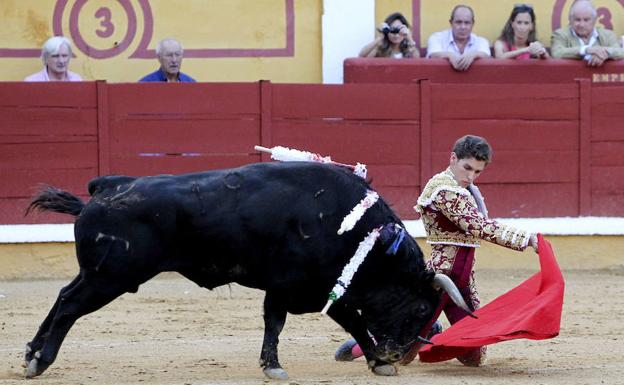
[432, 274, 477, 319]
[417, 336, 433, 345]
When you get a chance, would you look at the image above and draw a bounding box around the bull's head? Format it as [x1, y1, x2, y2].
[357, 273, 473, 363]
[345, 226, 474, 364]
[356, 278, 440, 362]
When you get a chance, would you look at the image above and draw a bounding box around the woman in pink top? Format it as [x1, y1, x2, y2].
[494, 4, 549, 59]
[25, 36, 82, 81]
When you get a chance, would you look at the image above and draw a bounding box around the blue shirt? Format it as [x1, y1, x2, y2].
[139, 68, 196, 82]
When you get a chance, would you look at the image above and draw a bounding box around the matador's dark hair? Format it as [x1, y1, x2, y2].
[452, 135, 492, 163]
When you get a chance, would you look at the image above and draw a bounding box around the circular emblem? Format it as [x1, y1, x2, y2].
[52, 0, 153, 59]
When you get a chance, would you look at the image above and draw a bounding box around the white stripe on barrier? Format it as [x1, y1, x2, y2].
[1, 217, 623, 243]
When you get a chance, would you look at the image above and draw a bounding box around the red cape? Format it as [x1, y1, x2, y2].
[418, 234, 564, 363]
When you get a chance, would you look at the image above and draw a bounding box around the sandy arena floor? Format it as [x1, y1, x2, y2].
[1, 265, 623, 385]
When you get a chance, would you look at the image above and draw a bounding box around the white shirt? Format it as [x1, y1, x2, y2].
[572, 28, 598, 61]
[426, 29, 491, 57]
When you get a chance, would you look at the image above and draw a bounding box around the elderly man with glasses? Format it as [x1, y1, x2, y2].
[551, 0, 624, 66]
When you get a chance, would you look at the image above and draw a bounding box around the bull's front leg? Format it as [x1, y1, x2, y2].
[259, 292, 288, 380]
[328, 303, 397, 376]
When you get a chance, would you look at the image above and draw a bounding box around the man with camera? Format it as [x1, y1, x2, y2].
[426, 5, 491, 71]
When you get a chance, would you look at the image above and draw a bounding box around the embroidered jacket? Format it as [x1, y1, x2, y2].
[414, 169, 529, 250]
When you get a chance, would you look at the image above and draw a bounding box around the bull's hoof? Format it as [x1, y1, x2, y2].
[24, 351, 49, 378]
[263, 367, 289, 380]
[372, 363, 397, 376]
[22, 343, 33, 368]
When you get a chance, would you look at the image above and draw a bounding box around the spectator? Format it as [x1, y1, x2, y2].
[494, 4, 549, 59]
[426, 5, 491, 71]
[24, 36, 82, 82]
[551, 0, 624, 66]
[359, 12, 418, 58]
[139, 38, 196, 82]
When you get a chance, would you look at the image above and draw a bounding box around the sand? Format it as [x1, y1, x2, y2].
[1, 263, 623, 385]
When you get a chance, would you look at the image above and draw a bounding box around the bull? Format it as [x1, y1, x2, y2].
[23, 161, 470, 379]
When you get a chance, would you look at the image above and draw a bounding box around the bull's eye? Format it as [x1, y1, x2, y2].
[415, 301, 431, 317]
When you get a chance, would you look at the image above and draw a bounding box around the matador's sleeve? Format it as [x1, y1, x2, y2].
[432, 190, 530, 251]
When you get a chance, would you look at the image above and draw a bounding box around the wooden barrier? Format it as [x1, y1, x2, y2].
[106, 83, 262, 176]
[590, 85, 624, 215]
[344, 59, 624, 217]
[344, 58, 624, 84]
[269, 83, 421, 214]
[1, 72, 623, 224]
[0, 82, 98, 224]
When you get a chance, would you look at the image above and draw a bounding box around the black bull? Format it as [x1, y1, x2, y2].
[24, 162, 446, 379]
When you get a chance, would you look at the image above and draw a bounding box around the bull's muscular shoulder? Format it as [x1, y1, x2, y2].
[88, 175, 138, 196]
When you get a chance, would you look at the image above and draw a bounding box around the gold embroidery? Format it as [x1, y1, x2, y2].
[416, 170, 529, 251]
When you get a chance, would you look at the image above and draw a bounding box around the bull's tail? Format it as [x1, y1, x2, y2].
[26, 186, 85, 217]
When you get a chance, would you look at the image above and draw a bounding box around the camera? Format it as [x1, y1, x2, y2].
[379, 24, 403, 34]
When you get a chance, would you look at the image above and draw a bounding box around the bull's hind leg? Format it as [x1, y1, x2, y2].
[24, 276, 128, 378]
[259, 292, 289, 380]
[328, 303, 397, 376]
[24, 275, 81, 367]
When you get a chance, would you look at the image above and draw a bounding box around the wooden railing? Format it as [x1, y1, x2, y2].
[1, 69, 623, 223]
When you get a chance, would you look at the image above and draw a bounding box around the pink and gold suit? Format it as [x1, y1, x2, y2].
[414, 168, 530, 366]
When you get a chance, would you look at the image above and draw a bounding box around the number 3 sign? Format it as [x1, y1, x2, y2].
[53, 0, 152, 59]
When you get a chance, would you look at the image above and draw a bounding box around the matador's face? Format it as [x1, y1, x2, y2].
[449, 153, 486, 188]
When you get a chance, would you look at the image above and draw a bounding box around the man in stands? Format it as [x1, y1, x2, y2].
[426, 5, 491, 71]
[551, 0, 624, 66]
[139, 38, 196, 82]
[25, 36, 82, 82]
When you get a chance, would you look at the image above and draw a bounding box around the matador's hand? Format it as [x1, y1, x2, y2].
[529, 234, 539, 253]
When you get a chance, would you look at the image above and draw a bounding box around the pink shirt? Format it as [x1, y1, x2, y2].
[24, 68, 83, 82]
[504, 42, 532, 60]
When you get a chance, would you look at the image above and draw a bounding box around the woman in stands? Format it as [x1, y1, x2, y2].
[359, 12, 419, 58]
[494, 4, 549, 59]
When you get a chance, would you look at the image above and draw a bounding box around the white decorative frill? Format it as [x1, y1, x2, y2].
[254, 145, 367, 179]
[268, 145, 332, 163]
[321, 227, 381, 315]
[353, 163, 367, 179]
[337, 190, 379, 235]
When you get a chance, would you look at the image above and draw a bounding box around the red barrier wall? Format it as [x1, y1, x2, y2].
[590, 86, 624, 214]
[344, 59, 624, 218]
[105, 83, 262, 176]
[1, 72, 623, 224]
[344, 58, 624, 84]
[0, 82, 98, 224]
[269, 83, 422, 215]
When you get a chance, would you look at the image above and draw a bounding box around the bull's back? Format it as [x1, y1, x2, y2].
[172, 162, 391, 288]
[76, 163, 398, 291]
